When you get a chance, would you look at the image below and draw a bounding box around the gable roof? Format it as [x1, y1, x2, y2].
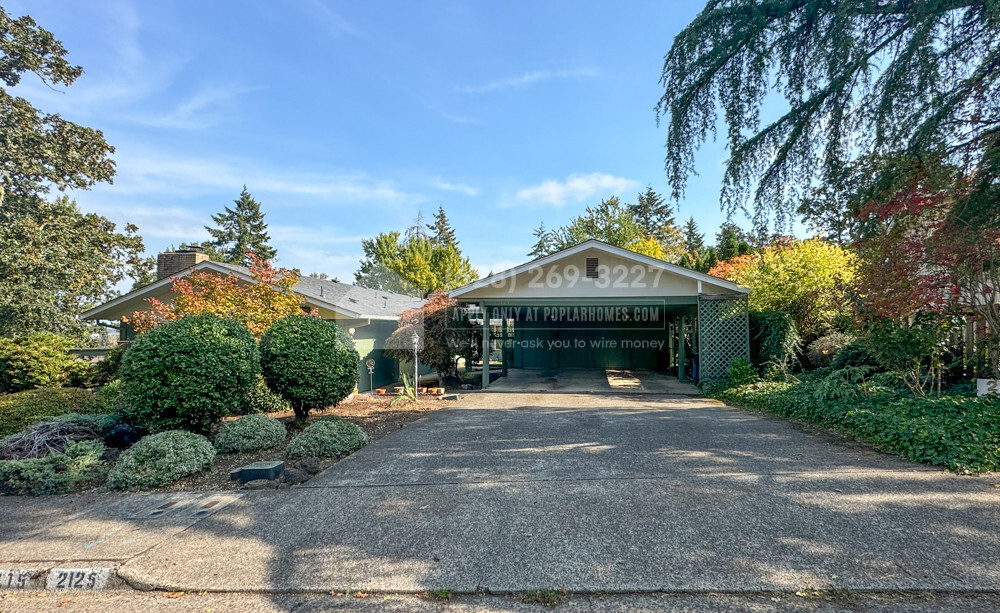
[448, 239, 748, 298]
[79, 260, 423, 322]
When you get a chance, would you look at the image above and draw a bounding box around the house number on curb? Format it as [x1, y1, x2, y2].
[0, 569, 39, 589]
[45, 568, 110, 590]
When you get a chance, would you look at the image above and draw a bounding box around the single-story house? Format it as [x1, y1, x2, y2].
[80, 247, 423, 392]
[448, 239, 750, 388]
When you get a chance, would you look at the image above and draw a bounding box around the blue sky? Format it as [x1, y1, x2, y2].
[8, 0, 763, 282]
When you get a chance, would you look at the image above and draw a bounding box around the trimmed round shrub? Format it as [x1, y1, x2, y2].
[118, 314, 259, 434]
[806, 333, 855, 368]
[106, 431, 216, 490]
[214, 415, 286, 453]
[260, 315, 359, 420]
[0, 387, 110, 437]
[0, 332, 88, 393]
[286, 419, 368, 460]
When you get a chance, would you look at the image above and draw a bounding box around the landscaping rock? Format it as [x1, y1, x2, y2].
[242, 478, 279, 490]
[282, 468, 310, 485]
[104, 424, 141, 449]
[293, 457, 321, 475]
[100, 447, 121, 463]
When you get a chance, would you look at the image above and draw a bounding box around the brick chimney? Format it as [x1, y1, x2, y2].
[157, 245, 210, 280]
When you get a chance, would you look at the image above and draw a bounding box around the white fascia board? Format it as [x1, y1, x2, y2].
[448, 239, 748, 297]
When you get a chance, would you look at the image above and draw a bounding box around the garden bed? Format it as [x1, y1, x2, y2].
[0, 393, 454, 495]
[147, 394, 453, 491]
[710, 375, 1000, 473]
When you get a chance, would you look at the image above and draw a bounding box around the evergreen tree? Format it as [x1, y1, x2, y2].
[716, 222, 753, 261]
[683, 217, 704, 252]
[527, 222, 553, 258]
[657, 1, 1000, 230]
[629, 187, 677, 243]
[204, 186, 276, 265]
[427, 206, 458, 247]
[405, 210, 428, 241]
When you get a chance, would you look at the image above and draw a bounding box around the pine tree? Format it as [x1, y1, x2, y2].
[629, 187, 676, 242]
[204, 186, 276, 265]
[683, 217, 704, 252]
[405, 210, 428, 241]
[715, 222, 752, 261]
[527, 222, 553, 258]
[427, 206, 458, 247]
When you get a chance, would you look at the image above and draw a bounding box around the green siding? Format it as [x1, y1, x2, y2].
[336, 320, 399, 392]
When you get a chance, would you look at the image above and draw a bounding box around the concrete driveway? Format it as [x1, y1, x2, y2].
[488, 367, 699, 394]
[109, 392, 1000, 595]
[2, 391, 999, 602]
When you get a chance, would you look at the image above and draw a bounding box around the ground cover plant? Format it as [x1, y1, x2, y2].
[710, 369, 1000, 473]
[0, 440, 107, 495]
[106, 430, 216, 490]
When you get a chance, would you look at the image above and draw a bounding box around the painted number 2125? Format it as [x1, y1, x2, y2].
[51, 569, 100, 589]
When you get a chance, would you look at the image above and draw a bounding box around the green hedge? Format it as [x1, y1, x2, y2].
[0, 387, 113, 437]
[711, 379, 1000, 473]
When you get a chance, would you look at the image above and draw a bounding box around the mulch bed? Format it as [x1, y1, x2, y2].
[164, 394, 455, 491]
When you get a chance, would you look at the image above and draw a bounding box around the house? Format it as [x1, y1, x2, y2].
[79, 247, 423, 392]
[448, 239, 750, 387]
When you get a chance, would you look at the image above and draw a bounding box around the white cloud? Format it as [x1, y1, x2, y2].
[134, 85, 254, 130]
[105, 148, 417, 204]
[458, 68, 599, 94]
[515, 173, 638, 207]
[430, 178, 478, 197]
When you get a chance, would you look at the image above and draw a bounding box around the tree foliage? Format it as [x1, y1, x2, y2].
[0, 7, 115, 200]
[427, 206, 458, 246]
[125, 253, 302, 338]
[710, 238, 856, 340]
[854, 159, 1000, 377]
[657, 0, 1000, 230]
[543, 195, 686, 260]
[384, 290, 480, 383]
[259, 315, 359, 421]
[204, 186, 276, 265]
[355, 228, 478, 297]
[0, 195, 146, 340]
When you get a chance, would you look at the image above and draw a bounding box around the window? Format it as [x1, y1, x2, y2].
[586, 257, 599, 278]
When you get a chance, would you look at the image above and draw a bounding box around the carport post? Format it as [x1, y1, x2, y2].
[501, 315, 508, 376]
[678, 315, 687, 381]
[482, 302, 490, 389]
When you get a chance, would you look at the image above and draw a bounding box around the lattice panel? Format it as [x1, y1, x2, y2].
[698, 296, 750, 381]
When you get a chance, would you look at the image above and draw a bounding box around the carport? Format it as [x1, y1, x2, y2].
[448, 240, 750, 388]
